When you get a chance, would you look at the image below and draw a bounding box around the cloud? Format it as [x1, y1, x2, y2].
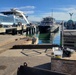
[28, 15, 42, 22]
[21, 6, 76, 21]
[24, 11, 35, 14]
[41, 12, 69, 21]
[43, 6, 76, 21]
[29, 10, 76, 21]
[28, 11, 76, 22]
[28, 12, 70, 22]
[43, 12, 76, 21]
[52, 12, 70, 21]
[0, 6, 36, 15]
[58, 7, 76, 13]
[0, 6, 35, 11]
[17, 6, 35, 10]
[1, 6, 76, 21]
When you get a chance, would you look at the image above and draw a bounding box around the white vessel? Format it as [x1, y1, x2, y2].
[0, 8, 30, 27]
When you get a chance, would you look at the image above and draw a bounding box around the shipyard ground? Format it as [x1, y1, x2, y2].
[0, 35, 51, 75]
[0, 52, 51, 75]
[0, 35, 76, 75]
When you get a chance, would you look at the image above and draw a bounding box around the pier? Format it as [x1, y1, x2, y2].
[0, 9, 38, 35]
[0, 29, 76, 75]
[0, 34, 76, 75]
[0, 24, 37, 35]
[26, 25, 37, 35]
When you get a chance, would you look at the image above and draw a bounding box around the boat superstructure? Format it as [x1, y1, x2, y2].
[38, 16, 59, 33]
[40, 17, 55, 26]
[0, 8, 30, 27]
[0, 8, 31, 34]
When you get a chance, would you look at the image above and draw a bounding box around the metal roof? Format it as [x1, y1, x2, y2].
[0, 11, 15, 15]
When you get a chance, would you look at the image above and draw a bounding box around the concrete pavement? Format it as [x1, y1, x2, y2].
[0, 48, 51, 75]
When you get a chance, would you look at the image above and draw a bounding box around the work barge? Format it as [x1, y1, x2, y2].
[0, 9, 38, 35]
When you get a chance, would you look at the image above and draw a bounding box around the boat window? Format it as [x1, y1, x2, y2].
[0, 15, 14, 23]
[15, 16, 27, 24]
[0, 24, 3, 28]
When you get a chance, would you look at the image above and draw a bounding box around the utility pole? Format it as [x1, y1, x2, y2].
[60, 21, 64, 49]
[62, 21, 64, 48]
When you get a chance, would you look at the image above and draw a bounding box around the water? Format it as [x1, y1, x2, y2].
[26, 30, 60, 45]
[53, 31, 60, 45]
[38, 33, 51, 44]
[38, 31, 60, 45]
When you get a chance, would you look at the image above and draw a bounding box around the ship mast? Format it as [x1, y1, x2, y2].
[52, 9, 53, 26]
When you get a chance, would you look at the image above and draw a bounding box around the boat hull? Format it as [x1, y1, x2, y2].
[38, 26, 50, 33]
[38, 25, 59, 33]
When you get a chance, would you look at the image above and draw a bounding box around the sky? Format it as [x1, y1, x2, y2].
[0, 0, 76, 22]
